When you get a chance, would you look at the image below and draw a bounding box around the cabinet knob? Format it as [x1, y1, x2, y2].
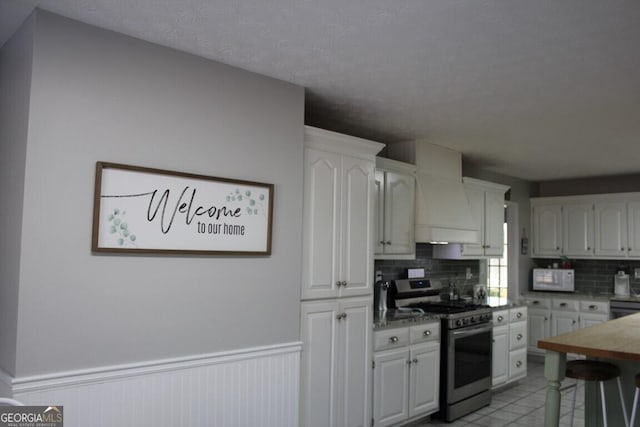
[516, 361, 522, 368]
[533, 301, 540, 305]
[560, 303, 567, 307]
[556, 247, 560, 250]
[517, 334, 523, 340]
[423, 330, 431, 337]
[336, 281, 342, 287]
[497, 316, 504, 322]
[386, 241, 391, 245]
[622, 247, 625, 251]
[589, 305, 597, 310]
[572, 320, 576, 324]
[389, 336, 399, 343]
[587, 247, 591, 251]
[336, 313, 347, 320]
[380, 241, 386, 245]
[544, 317, 548, 321]
[412, 358, 418, 364]
[517, 312, 523, 318]
[629, 248, 632, 251]
[406, 359, 412, 365]
[485, 245, 491, 248]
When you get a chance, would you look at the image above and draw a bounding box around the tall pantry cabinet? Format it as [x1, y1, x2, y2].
[300, 126, 384, 427]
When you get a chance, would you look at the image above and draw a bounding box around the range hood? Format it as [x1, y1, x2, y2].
[387, 141, 479, 244]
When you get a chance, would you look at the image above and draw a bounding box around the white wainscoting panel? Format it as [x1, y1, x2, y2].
[11, 342, 301, 427]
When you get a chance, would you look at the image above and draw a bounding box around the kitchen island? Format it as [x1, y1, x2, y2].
[538, 313, 640, 427]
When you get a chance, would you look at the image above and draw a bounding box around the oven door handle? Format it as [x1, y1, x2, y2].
[451, 324, 493, 337]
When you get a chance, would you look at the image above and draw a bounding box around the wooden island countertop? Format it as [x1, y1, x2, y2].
[538, 312, 640, 362]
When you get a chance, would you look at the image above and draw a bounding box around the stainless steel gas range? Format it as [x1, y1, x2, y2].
[394, 278, 493, 422]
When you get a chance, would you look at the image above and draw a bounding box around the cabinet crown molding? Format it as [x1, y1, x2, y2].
[305, 126, 384, 159]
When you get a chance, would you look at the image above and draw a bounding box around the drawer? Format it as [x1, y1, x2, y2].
[524, 298, 551, 309]
[409, 322, 440, 344]
[493, 309, 509, 326]
[509, 307, 527, 322]
[552, 299, 579, 312]
[374, 327, 410, 351]
[509, 322, 527, 350]
[580, 300, 609, 315]
[509, 348, 527, 380]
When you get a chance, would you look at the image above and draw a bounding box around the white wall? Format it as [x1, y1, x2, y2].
[0, 14, 34, 379]
[12, 10, 304, 377]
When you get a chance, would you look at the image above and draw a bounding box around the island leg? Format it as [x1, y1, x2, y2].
[544, 350, 567, 427]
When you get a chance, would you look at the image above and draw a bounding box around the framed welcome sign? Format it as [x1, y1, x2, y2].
[92, 162, 274, 255]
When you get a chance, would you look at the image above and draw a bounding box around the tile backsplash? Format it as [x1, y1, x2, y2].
[374, 243, 480, 297]
[532, 258, 640, 295]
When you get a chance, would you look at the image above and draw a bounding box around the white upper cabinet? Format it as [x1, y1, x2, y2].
[532, 204, 563, 257]
[595, 199, 640, 258]
[532, 193, 640, 259]
[595, 201, 628, 257]
[563, 203, 594, 257]
[302, 126, 384, 300]
[462, 178, 508, 257]
[375, 158, 416, 259]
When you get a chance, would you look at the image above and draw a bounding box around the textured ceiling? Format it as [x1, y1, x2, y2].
[2, 0, 640, 181]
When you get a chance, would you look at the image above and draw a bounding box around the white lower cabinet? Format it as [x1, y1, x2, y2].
[492, 307, 527, 388]
[524, 296, 610, 357]
[373, 322, 440, 426]
[300, 297, 372, 427]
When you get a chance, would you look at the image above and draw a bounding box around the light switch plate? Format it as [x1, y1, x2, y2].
[466, 267, 473, 279]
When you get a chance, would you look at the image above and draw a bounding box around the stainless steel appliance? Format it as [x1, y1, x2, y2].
[394, 278, 493, 422]
[532, 268, 575, 292]
[610, 299, 640, 319]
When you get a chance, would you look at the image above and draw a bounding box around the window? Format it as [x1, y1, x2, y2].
[487, 222, 508, 306]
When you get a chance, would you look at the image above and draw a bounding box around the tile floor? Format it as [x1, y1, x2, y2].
[419, 360, 585, 426]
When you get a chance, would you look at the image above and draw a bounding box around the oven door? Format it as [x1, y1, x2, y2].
[447, 323, 493, 404]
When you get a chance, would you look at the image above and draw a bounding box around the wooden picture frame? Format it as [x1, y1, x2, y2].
[92, 162, 274, 255]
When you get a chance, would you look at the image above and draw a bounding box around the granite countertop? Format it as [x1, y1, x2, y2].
[373, 309, 442, 330]
[538, 312, 640, 361]
[520, 291, 612, 302]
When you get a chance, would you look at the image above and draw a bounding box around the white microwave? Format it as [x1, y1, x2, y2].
[532, 268, 575, 292]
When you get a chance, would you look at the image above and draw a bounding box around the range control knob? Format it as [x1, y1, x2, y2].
[463, 318, 469, 325]
[456, 319, 463, 327]
[470, 316, 476, 323]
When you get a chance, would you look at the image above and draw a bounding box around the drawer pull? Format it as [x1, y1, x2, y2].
[423, 330, 431, 337]
[589, 305, 597, 310]
[389, 336, 399, 343]
[516, 361, 522, 368]
[533, 301, 540, 305]
[517, 334, 523, 340]
[517, 312, 523, 319]
[497, 315, 504, 322]
[560, 303, 567, 307]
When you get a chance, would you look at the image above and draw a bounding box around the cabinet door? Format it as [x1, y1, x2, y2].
[300, 301, 338, 427]
[628, 201, 640, 257]
[551, 310, 579, 336]
[462, 186, 485, 256]
[340, 157, 375, 297]
[579, 312, 608, 329]
[383, 171, 415, 255]
[302, 149, 342, 299]
[564, 203, 594, 256]
[509, 348, 527, 381]
[336, 298, 372, 427]
[373, 348, 409, 427]
[532, 205, 563, 256]
[408, 342, 440, 418]
[594, 202, 628, 257]
[527, 309, 550, 355]
[492, 325, 509, 387]
[374, 171, 385, 255]
[484, 190, 506, 256]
